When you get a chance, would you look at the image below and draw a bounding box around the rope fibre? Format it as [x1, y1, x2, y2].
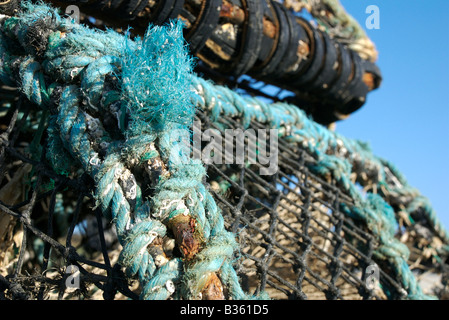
[0, 1, 447, 299]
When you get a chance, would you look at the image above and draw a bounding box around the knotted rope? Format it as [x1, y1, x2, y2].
[283, 0, 379, 62]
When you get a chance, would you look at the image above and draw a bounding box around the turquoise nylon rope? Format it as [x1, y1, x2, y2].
[0, 1, 447, 300]
[189, 77, 448, 299]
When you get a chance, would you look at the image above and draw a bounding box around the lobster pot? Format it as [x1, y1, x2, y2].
[0, 2, 447, 300]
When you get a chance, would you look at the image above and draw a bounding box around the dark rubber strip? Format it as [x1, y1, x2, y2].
[111, 0, 125, 10]
[186, 0, 223, 54]
[120, 0, 141, 19]
[88, 0, 111, 11]
[271, 5, 302, 78]
[107, 0, 142, 20]
[253, 1, 290, 77]
[326, 43, 352, 100]
[230, 0, 264, 75]
[180, 7, 196, 24]
[253, 0, 278, 68]
[209, 27, 238, 57]
[361, 59, 382, 89]
[302, 31, 339, 92]
[337, 52, 369, 114]
[339, 51, 364, 103]
[258, 35, 275, 64]
[129, 0, 152, 21]
[153, 0, 185, 25]
[292, 19, 325, 87]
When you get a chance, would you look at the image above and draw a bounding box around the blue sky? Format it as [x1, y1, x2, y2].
[337, 1, 449, 230]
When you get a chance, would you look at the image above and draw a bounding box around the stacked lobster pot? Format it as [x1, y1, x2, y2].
[45, 0, 382, 124]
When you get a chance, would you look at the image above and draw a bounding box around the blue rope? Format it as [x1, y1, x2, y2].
[191, 77, 447, 299]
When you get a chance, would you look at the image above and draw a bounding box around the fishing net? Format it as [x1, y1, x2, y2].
[0, 1, 448, 301]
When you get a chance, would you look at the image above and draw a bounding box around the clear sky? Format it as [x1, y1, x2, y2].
[337, 1, 449, 230]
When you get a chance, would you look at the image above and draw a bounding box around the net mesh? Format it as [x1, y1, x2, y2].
[0, 92, 447, 300]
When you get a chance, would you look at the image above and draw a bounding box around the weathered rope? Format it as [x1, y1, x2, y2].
[0, 1, 447, 300]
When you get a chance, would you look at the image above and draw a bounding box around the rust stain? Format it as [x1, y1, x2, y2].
[262, 17, 276, 39]
[169, 214, 202, 260]
[220, 0, 245, 25]
[362, 72, 375, 91]
[201, 273, 225, 300]
[167, 212, 226, 300]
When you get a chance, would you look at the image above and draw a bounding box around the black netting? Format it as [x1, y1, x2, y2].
[0, 0, 448, 301]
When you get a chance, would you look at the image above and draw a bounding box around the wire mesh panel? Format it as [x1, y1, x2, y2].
[196, 110, 404, 300]
[1, 94, 442, 300]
